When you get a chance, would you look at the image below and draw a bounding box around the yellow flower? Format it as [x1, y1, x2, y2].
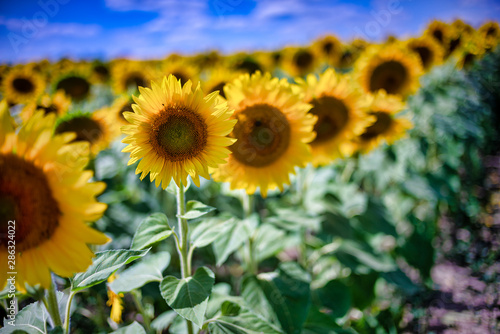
[282, 47, 319, 77]
[0, 105, 109, 292]
[121, 75, 236, 188]
[107, 274, 124, 324]
[405, 36, 444, 71]
[354, 91, 412, 153]
[20, 90, 71, 123]
[355, 43, 423, 98]
[478, 21, 500, 51]
[212, 72, 316, 197]
[202, 66, 244, 100]
[2, 66, 46, 105]
[111, 60, 155, 94]
[424, 20, 452, 50]
[54, 109, 119, 156]
[52, 65, 93, 102]
[312, 35, 343, 66]
[296, 69, 373, 166]
[161, 57, 199, 87]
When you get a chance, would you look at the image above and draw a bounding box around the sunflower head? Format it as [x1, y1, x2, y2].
[20, 90, 71, 123]
[312, 35, 342, 65]
[121, 74, 236, 188]
[355, 44, 423, 98]
[296, 68, 373, 166]
[111, 60, 155, 94]
[0, 106, 109, 292]
[2, 66, 46, 105]
[282, 47, 318, 77]
[479, 21, 500, 51]
[354, 91, 411, 153]
[161, 58, 199, 87]
[424, 20, 452, 48]
[54, 109, 117, 156]
[406, 36, 444, 71]
[212, 71, 316, 197]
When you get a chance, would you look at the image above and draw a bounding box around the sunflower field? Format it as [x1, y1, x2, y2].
[1, 18, 500, 334]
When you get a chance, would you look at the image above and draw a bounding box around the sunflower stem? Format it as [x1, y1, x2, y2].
[46, 278, 63, 328]
[63, 289, 76, 334]
[175, 181, 194, 334]
[241, 192, 257, 275]
[131, 290, 151, 332]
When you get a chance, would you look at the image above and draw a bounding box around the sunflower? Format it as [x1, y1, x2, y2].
[282, 47, 319, 77]
[212, 72, 316, 197]
[354, 91, 411, 153]
[52, 66, 93, 102]
[91, 61, 111, 83]
[405, 36, 444, 71]
[161, 58, 199, 87]
[295, 69, 373, 166]
[107, 273, 124, 324]
[229, 53, 264, 75]
[111, 60, 155, 94]
[202, 66, 243, 100]
[454, 39, 485, 70]
[0, 108, 109, 292]
[355, 44, 423, 98]
[20, 90, 71, 123]
[312, 35, 342, 66]
[109, 95, 136, 127]
[479, 21, 500, 51]
[424, 20, 452, 50]
[54, 108, 119, 156]
[121, 74, 236, 188]
[2, 66, 46, 105]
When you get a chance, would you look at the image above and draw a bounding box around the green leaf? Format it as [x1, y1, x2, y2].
[221, 300, 242, 316]
[213, 218, 250, 266]
[208, 311, 284, 334]
[160, 266, 215, 327]
[191, 217, 237, 249]
[314, 280, 351, 319]
[131, 213, 173, 250]
[241, 275, 279, 324]
[110, 321, 146, 334]
[48, 327, 63, 334]
[109, 251, 171, 293]
[1, 300, 46, 334]
[72, 249, 149, 292]
[151, 311, 177, 332]
[337, 241, 395, 273]
[178, 200, 216, 219]
[255, 262, 311, 334]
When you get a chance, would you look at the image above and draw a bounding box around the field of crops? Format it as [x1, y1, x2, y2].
[1, 18, 500, 334]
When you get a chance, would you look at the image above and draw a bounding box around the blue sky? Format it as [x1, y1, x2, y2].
[1, 0, 500, 63]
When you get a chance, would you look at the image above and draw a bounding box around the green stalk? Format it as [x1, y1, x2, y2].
[45, 279, 62, 328]
[131, 290, 151, 332]
[63, 290, 76, 334]
[241, 192, 257, 275]
[175, 182, 193, 334]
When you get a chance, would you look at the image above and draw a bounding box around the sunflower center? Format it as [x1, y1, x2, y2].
[369, 60, 408, 95]
[0, 154, 60, 252]
[486, 27, 497, 37]
[125, 73, 146, 89]
[323, 42, 334, 55]
[12, 77, 35, 94]
[171, 72, 189, 86]
[234, 59, 262, 74]
[413, 46, 432, 69]
[230, 103, 290, 167]
[119, 103, 133, 120]
[209, 82, 227, 99]
[294, 50, 314, 69]
[37, 104, 58, 115]
[433, 30, 444, 43]
[56, 76, 90, 101]
[151, 106, 208, 162]
[309, 96, 349, 144]
[448, 37, 461, 55]
[55, 116, 103, 144]
[360, 112, 392, 141]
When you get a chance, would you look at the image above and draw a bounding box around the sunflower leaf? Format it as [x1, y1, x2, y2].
[208, 310, 284, 334]
[110, 321, 146, 334]
[72, 248, 150, 292]
[159, 266, 215, 328]
[1, 299, 46, 334]
[131, 213, 173, 250]
[109, 251, 171, 293]
[178, 200, 216, 219]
